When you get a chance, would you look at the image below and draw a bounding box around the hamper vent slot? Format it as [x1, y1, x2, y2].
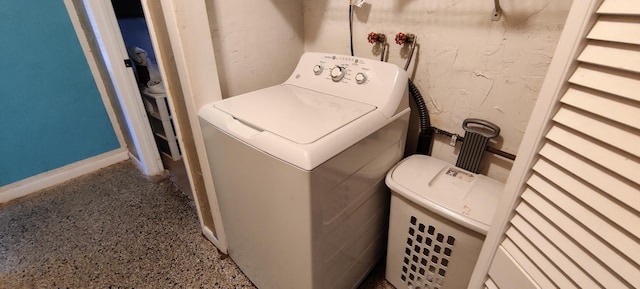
[400, 215, 456, 288]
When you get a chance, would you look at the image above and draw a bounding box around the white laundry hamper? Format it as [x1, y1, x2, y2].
[384, 155, 504, 289]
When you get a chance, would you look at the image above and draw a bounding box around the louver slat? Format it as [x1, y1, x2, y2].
[489, 246, 540, 289]
[527, 175, 637, 288]
[597, 0, 640, 16]
[512, 198, 600, 288]
[553, 106, 640, 157]
[546, 125, 640, 184]
[508, 215, 580, 289]
[560, 87, 640, 129]
[569, 65, 640, 103]
[532, 159, 640, 239]
[528, 172, 640, 267]
[578, 41, 640, 74]
[485, 277, 499, 289]
[517, 193, 637, 288]
[500, 238, 556, 289]
[538, 143, 639, 211]
[587, 15, 640, 45]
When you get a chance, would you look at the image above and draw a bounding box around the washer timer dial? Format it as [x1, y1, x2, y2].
[330, 66, 346, 82]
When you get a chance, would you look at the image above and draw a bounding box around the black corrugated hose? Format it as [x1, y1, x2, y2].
[408, 79, 434, 155]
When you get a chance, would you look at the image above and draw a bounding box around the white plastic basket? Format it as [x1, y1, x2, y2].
[384, 155, 503, 289]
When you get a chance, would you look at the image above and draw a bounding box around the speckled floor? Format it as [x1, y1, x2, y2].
[0, 160, 394, 289]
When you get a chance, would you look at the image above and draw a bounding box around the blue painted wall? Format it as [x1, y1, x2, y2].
[0, 0, 120, 186]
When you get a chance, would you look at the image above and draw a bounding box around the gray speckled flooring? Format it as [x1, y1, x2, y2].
[0, 160, 394, 289]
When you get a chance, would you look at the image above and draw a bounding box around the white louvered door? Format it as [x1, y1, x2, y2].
[483, 0, 640, 288]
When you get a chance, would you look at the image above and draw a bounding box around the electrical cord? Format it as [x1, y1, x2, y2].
[349, 5, 354, 56]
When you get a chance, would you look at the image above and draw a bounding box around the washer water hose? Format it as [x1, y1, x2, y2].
[396, 32, 434, 155]
[408, 79, 435, 155]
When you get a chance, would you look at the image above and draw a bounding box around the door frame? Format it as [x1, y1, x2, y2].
[72, 0, 165, 176]
[141, 0, 228, 252]
[66, 0, 228, 252]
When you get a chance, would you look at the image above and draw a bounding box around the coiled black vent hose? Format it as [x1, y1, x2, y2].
[408, 79, 434, 155]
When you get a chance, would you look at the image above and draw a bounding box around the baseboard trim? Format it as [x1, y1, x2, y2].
[0, 149, 129, 204]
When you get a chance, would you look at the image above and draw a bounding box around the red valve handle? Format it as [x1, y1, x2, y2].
[395, 32, 407, 45]
[367, 32, 379, 44]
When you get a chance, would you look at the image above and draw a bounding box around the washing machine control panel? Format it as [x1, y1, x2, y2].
[285, 52, 408, 118]
[306, 56, 371, 85]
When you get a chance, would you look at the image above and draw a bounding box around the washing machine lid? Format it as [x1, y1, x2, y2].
[213, 85, 376, 144]
[386, 155, 504, 234]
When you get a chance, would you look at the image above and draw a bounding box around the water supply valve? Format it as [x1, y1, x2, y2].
[395, 32, 408, 45]
[395, 32, 415, 45]
[395, 33, 417, 70]
[367, 32, 386, 44]
[368, 32, 388, 62]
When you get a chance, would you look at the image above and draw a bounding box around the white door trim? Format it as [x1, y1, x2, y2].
[149, 0, 228, 252]
[77, 0, 164, 176]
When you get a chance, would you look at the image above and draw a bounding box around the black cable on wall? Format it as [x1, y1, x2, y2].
[349, 5, 354, 56]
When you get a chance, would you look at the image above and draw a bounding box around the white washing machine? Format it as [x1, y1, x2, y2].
[198, 52, 410, 289]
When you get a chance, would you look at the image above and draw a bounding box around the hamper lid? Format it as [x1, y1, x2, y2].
[385, 155, 504, 234]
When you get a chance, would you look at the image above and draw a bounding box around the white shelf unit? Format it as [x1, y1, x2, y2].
[141, 89, 181, 161]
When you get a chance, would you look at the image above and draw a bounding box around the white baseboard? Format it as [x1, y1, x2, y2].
[128, 152, 145, 173]
[0, 149, 129, 204]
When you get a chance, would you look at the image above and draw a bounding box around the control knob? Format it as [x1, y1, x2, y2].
[313, 64, 323, 75]
[355, 72, 367, 84]
[330, 66, 346, 82]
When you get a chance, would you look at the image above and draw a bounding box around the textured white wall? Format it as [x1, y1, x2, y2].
[208, 0, 304, 98]
[304, 0, 572, 182]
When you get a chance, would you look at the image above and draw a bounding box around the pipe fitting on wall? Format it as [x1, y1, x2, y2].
[394, 32, 415, 45]
[368, 32, 388, 62]
[367, 32, 386, 44]
[395, 32, 417, 71]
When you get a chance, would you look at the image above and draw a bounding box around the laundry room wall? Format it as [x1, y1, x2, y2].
[303, 0, 573, 182]
[206, 0, 305, 99]
[0, 0, 121, 188]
